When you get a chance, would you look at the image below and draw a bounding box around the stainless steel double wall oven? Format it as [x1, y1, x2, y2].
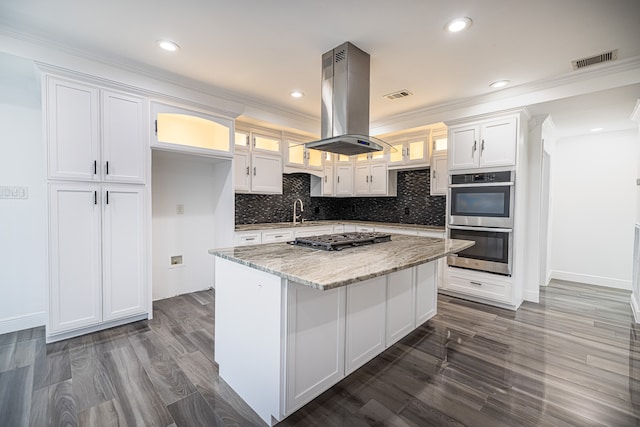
[448, 171, 515, 275]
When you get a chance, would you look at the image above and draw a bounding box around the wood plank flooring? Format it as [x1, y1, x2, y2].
[2, 280, 640, 426]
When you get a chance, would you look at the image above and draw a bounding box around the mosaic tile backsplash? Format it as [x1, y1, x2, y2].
[235, 169, 446, 226]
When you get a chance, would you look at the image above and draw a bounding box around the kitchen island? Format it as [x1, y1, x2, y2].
[209, 234, 473, 425]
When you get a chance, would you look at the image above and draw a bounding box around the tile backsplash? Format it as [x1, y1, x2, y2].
[235, 169, 446, 226]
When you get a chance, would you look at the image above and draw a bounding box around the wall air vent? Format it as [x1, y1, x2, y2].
[572, 49, 618, 70]
[335, 48, 346, 63]
[384, 90, 413, 100]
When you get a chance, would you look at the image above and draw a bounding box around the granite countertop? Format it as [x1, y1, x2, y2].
[234, 220, 445, 233]
[209, 234, 473, 290]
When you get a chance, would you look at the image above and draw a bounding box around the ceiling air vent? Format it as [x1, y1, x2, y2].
[572, 49, 618, 70]
[384, 90, 413, 100]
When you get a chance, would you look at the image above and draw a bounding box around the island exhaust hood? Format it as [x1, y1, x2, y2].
[305, 42, 389, 156]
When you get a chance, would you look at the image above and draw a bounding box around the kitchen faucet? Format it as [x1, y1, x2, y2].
[293, 198, 304, 225]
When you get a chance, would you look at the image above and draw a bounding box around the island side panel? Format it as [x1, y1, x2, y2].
[416, 261, 437, 324]
[214, 256, 283, 424]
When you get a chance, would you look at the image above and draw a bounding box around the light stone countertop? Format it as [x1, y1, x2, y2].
[209, 234, 473, 290]
[234, 220, 445, 233]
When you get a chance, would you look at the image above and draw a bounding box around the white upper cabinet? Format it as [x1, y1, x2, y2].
[47, 77, 146, 184]
[335, 163, 354, 196]
[430, 153, 448, 195]
[151, 101, 232, 158]
[285, 139, 323, 171]
[234, 126, 283, 194]
[386, 137, 428, 169]
[47, 77, 101, 182]
[449, 117, 517, 171]
[102, 91, 146, 183]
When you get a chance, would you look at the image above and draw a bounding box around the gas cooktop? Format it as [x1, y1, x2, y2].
[289, 232, 391, 251]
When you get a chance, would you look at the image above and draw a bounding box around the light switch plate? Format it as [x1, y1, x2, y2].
[0, 186, 28, 199]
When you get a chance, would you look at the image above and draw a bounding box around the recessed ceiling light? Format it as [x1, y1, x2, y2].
[590, 127, 603, 132]
[489, 80, 510, 88]
[290, 91, 304, 98]
[157, 40, 180, 52]
[445, 17, 472, 33]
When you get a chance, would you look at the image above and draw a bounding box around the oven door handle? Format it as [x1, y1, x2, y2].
[449, 225, 513, 233]
[449, 182, 514, 188]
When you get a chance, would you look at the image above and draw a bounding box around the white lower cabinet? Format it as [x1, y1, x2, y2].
[386, 268, 415, 346]
[443, 267, 512, 304]
[48, 182, 146, 339]
[285, 282, 346, 414]
[345, 276, 387, 374]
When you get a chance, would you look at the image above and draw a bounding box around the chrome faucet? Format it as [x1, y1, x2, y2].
[293, 198, 304, 225]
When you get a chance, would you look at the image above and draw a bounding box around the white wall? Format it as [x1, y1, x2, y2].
[0, 53, 47, 333]
[550, 128, 637, 289]
[151, 150, 232, 300]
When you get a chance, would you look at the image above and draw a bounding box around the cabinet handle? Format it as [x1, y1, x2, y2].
[94, 191, 97, 205]
[433, 170, 436, 180]
[366, 175, 369, 183]
[105, 190, 109, 205]
[481, 139, 485, 153]
[246, 166, 250, 176]
[93, 160, 97, 175]
[245, 135, 250, 146]
[275, 234, 283, 238]
[370, 175, 373, 182]
[337, 176, 340, 183]
[472, 141, 477, 157]
[253, 167, 257, 176]
[252, 137, 256, 147]
[470, 281, 483, 286]
[324, 175, 327, 183]
[245, 237, 255, 241]
[407, 147, 411, 157]
[105, 161, 109, 175]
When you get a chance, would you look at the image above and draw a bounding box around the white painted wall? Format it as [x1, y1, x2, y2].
[0, 53, 47, 333]
[151, 150, 233, 300]
[549, 128, 637, 289]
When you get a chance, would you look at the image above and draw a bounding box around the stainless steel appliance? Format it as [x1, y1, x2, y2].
[449, 171, 515, 228]
[448, 171, 515, 275]
[448, 226, 513, 275]
[290, 232, 391, 251]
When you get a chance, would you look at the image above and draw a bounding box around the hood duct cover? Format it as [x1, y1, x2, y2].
[305, 42, 388, 156]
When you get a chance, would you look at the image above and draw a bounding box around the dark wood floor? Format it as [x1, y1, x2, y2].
[2, 280, 640, 426]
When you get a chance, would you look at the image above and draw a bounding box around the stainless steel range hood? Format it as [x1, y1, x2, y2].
[305, 42, 388, 156]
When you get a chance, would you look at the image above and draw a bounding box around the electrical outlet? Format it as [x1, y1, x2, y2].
[404, 207, 410, 215]
[171, 255, 183, 265]
[314, 206, 320, 214]
[176, 204, 184, 214]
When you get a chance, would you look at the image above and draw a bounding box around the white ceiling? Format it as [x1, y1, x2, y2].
[1, 0, 639, 135]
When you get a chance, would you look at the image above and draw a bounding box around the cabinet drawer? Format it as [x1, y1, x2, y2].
[294, 227, 334, 238]
[262, 230, 294, 243]
[235, 232, 262, 246]
[445, 273, 511, 303]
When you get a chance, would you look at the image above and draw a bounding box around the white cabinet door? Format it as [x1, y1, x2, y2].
[251, 153, 282, 194]
[386, 268, 415, 346]
[102, 91, 145, 184]
[415, 262, 437, 325]
[47, 77, 100, 181]
[335, 165, 353, 196]
[449, 126, 478, 171]
[345, 276, 386, 374]
[234, 151, 251, 192]
[322, 164, 334, 196]
[479, 117, 517, 168]
[354, 164, 370, 195]
[369, 163, 387, 195]
[430, 154, 448, 195]
[286, 283, 346, 414]
[49, 183, 102, 333]
[102, 185, 146, 321]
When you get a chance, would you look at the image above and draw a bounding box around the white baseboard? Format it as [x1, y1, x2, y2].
[550, 270, 632, 291]
[631, 294, 640, 324]
[0, 311, 46, 335]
